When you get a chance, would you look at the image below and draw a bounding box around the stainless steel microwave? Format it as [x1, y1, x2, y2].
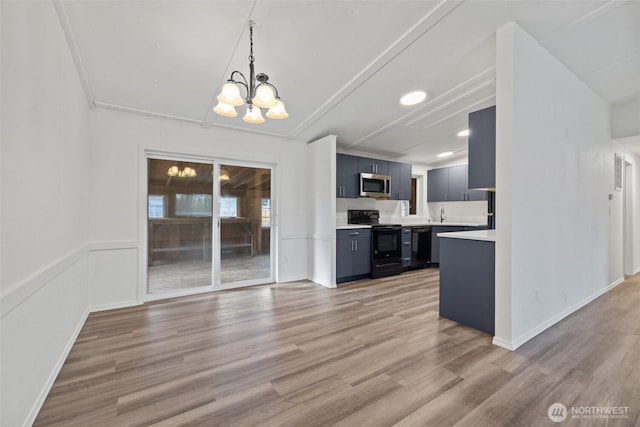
[360, 173, 391, 198]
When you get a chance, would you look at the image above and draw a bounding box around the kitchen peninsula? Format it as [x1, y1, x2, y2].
[438, 229, 496, 335]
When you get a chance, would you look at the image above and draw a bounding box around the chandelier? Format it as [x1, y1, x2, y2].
[213, 20, 288, 124]
[167, 165, 197, 178]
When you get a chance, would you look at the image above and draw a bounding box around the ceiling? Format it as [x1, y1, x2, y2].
[58, 0, 640, 165]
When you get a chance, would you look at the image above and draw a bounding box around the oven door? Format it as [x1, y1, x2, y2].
[372, 226, 402, 260]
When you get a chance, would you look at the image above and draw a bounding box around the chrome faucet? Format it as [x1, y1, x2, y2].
[440, 205, 446, 222]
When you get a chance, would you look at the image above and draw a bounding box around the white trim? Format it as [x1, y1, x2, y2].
[491, 336, 515, 351]
[280, 233, 309, 240]
[24, 308, 90, 427]
[310, 233, 332, 241]
[635, 267, 640, 275]
[287, 0, 462, 139]
[0, 245, 88, 317]
[52, 0, 94, 108]
[277, 275, 310, 284]
[89, 241, 139, 251]
[90, 300, 140, 313]
[500, 277, 627, 351]
[349, 68, 496, 148]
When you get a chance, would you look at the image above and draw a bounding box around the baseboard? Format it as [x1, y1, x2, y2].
[634, 267, 640, 275]
[24, 308, 90, 427]
[90, 300, 139, 313]
[276, 275, 309, 284]
[492, 336, 515, 351]
[507, 277, 626, 350]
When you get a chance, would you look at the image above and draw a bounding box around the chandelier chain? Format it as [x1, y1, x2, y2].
[248, 22, 255, 63]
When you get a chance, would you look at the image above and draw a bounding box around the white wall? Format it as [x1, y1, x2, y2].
[307, 135, 337, 287]
[88, 109, 310, 308]
[495, 23, 614, 350]
[612, 96, 640, 139]
[0, 2, 91, 425]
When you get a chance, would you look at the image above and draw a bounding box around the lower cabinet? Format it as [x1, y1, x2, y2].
[402, 227, 412, 267]
[430, 225, 487, 264]
[439, 237, 495, 335]
[336, 228, 371, 283]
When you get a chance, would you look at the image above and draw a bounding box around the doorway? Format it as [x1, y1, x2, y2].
[146, 156, 274, 296]
[623, 160, 634, 276]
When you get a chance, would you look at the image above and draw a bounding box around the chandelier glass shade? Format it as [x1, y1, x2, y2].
[213, 21, 288, 123]
[167, 166, 197, 178]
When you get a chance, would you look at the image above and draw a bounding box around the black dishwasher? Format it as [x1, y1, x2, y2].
[410, 226, 431, 269]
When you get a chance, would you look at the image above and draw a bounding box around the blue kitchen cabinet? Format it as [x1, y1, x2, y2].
[468, 105, 496, 190]
[427, 168, 449, 202]
[430, 226, 465, 263]
[428, 165, 487, 202]
[358, 156, 388, 176]
[402, 227, 412, 267]
[439, 237, 495, 335]
[336, 228, 371, 283]
[336, 153, 359, 198]
[389, 161, 412, 200]
[447, 165, 467, 202]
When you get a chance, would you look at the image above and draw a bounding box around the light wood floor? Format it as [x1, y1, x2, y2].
[34, 270, 640, 426]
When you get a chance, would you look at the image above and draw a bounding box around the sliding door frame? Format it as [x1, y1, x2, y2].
[139, 148, 276, 303]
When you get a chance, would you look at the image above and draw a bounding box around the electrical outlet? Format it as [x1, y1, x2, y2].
[534, 288, 539, 301]
[563, 291, 568, 303]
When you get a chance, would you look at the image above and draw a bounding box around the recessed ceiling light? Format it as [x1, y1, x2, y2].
[437, 151, 454, 158]
[400, 90, 427, 106]
[457, 129, 470, 137]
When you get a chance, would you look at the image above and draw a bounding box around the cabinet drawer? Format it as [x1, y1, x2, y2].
[337, 228, 371, 240]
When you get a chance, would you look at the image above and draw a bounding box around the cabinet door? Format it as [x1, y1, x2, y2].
[336, 237, 354, 279]
[402, 227, 412, 267]
[447, 165, 466, 202]
[462, 164, 487, 201]
[399, 163, 412, 201]
[337, 154, 359, 198]
[389, 162, 412, 200]
[352, 235, 371, 276]
[430, 226, 465, 263]
[467, 188, 487, 201]
[388, 162, 400, 199]
[427, 168, 449, 202]
[468, 105, 496, 190]
[358, 157, 388, 176]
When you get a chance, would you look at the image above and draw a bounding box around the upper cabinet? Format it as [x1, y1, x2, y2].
[336, 154, 359, 198]
[389, 162, 412, 200]
[468, 105, 496, 190]
[447, 165, 467, 201]
[337, 154, 411, 200]
[427, 165, 487, 202]
[427, 167, 449, 202]
[358, 157, 388, 176]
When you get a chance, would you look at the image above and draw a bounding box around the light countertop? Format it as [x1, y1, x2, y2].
[437, 229, 496, 242]
[337, 220, 487, 229]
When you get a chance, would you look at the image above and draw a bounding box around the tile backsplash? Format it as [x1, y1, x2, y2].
[427, 201, 488, 224]
[336, 198, 489, 226]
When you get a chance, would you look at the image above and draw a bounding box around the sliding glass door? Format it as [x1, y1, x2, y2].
[218, 164, 272, 284]
[146, 156, 273, 296]
[147, 158, 213, 294]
